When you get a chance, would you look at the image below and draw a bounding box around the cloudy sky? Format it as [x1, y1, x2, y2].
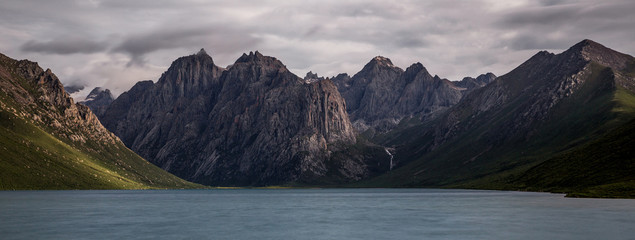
[1, 0, 634, 98]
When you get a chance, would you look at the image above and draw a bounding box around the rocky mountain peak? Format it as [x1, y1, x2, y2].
[196, 48, 208, 56]
[0, 53, 118, 145]
[84, 87, 113, 101]
[82, 87, 114, 117]
[565, 39, 632, 71]
[404, 62, 427, 75]
[155, 48, 223, 97]
[305, 71, 319, 79]
[232, 51, 291, 82]
[480, 72, 496, 80]
[366, 56, 396, 69]
[304, 71, 325, 83]
[236, 51, 266, 63]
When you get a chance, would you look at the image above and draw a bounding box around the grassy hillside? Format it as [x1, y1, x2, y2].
[0, 109, 201, 190]
[357, 52, 635, 198]
[504, 88, 635, 198]
[0, 53, 202, 190]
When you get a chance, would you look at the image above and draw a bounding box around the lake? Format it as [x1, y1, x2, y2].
[0, 189, 633, 239]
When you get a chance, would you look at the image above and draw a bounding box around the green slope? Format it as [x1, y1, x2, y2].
[505, 89, 635, 198]
[0, 108, 201, 190]
[0, 53, 202, 190]
[357, 44, 635, 198]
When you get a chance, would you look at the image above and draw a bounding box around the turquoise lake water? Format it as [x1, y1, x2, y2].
[1, 189, 634, 239]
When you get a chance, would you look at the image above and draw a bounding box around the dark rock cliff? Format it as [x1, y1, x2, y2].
[333, 56, 495, 132]
[81, 87, 114, 117]
[101, 50, 359, 186]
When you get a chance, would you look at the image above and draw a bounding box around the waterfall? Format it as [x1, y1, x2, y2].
[384, 148, 393, 171]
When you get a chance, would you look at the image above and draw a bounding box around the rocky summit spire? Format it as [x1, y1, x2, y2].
[369, 56, 395, 67]
[565, 39, 632, 71]
[196, 48, 208, 56]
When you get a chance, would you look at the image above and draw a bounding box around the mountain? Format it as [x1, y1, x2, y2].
[100, 50, 383, 186]
[453, 73, 497, 92]
[364, 39, 635, 197]
[0, 53, 200, 190]
[333, 56, 494, 132]
[81, 87, 114, 117]
[304, 71, 325, 83]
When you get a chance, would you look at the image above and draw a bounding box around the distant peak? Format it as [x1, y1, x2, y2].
[335, 73, 350, 78]
[305, 71, 318, 79]
[406, 62, 426, 72]
[84, 87, 114, 102]
[196, 48, 208, 56]
[370, 56, 394, 66]
[304, 71, 324, 83]
[87, 87, 109, 95]
[235, 50, 272, 64]
[567, 39, 606, 53]
[578, 39, 601, 47]
[360, 56, 400, 73]
[564, 39, 630, 70]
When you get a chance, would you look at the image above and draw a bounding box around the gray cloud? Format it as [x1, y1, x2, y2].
[113, 27, 261, 66]
[506, 33, 572, 51]
[496, 0, 635, 53]
[20, 38, 108, 54]
[1, 0, 633, 100]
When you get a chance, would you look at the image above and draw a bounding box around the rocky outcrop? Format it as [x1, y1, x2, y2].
[101, 50, 359, 186]
[100, 80, 153, 131]
[333, 56, 495, 132]
[0, 53, 117, 145]
[304, 71, 324, 83]
[81, 87, 114, 117]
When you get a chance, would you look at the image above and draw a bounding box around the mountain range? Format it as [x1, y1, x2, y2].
[332, 56, 495, 132]
[1, 39, 633, 197]
[99, 49, 373, 186]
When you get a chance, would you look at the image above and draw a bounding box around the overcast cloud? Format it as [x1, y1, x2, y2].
[1, 0, 633, 99]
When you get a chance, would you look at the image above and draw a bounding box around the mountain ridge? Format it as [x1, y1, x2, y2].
[0, 52, 200, 189]
[333, 55, 495, 132]
[360, 39, 635, 197]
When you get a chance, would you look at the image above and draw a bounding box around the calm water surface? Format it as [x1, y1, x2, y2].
[1, 189, 634, 239]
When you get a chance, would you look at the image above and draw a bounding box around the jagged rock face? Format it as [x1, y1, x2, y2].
[101, 51, 357, 186]
[0, 53, 120, 146]
[337, 56, 403, 117]
[304, 71, 324, 83]
[393, 64, 464, 121]
[100, 80, 153, 131]
[333, 56, 494, 132]
[82, 87, 114, 117]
